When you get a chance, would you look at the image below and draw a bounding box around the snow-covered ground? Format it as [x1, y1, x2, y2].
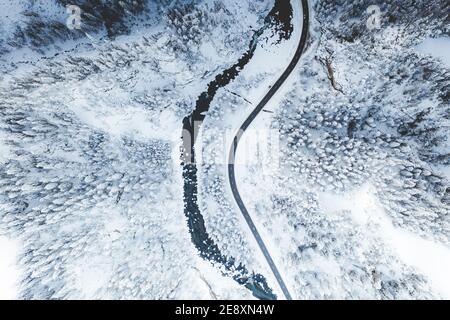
[0, 236, 20, 299]
[199, 0, 303, 298]
[0, 0, 448, 300]
[416, 37, 450, 68]
[319, 184, 450, 298]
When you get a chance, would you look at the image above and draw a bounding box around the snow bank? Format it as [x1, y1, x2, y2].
[0, 236, 20, 299]
[416, 37, 450, 68]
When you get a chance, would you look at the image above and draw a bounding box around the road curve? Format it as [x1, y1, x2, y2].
[228, 0, 309, 300]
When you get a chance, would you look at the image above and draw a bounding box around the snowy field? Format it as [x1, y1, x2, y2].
[416, 37, 450, 68]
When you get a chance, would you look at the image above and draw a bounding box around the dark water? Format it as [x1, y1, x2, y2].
[181, 0, 293, 300]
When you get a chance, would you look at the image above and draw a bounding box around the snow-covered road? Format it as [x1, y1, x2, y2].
[228, 0, 310, 300]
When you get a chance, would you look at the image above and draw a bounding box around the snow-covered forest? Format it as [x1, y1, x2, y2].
[0, 0, 449, 300]
[0, 0, 270, 299]
[200, 0, 450, 299]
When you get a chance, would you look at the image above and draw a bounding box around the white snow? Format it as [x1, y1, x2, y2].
[416, 37, 450, 67]
[0, 236, 20, 299]
[0, 134, 11, 164]
[0, 1, 27, 34]
[0, 0, 66, 45]
[2, 0, 447, 301]
[319, 184, 450, 299]
[199, 0, 304, 299]
[0, 0, 276, 299]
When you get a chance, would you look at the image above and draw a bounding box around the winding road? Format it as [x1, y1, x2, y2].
[228, 0, 309, 301]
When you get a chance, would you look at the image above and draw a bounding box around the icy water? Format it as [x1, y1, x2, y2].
[181, 0, 293, 300]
